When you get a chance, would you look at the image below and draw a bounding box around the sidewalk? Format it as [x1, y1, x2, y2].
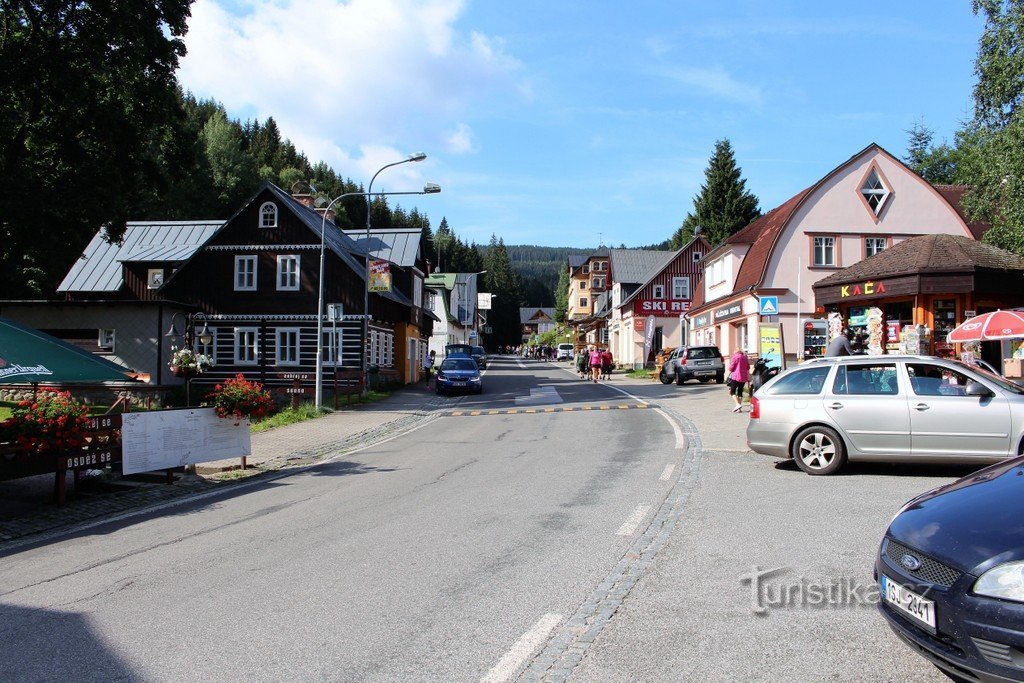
[0, 384, 447, 546]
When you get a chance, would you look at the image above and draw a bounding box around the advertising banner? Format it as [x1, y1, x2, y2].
[643, 315, 656, 361]
[758, 322, 786, 372]
[633, 299, 690, 316]
[368, 260, 392, 293]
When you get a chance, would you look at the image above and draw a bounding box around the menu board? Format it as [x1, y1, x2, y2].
[121, 408, 251, 475]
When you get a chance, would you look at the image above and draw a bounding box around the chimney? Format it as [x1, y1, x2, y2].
[314, 207, 336, 223]
[292, 193, 316, 209]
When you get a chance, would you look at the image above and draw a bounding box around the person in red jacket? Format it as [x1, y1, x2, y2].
[600, 348, 613, 380]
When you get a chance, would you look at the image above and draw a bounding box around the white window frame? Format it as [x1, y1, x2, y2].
[672, 277, 691, 300]
[412, 274, 423, 308]
[653, 284, 665, 299]
[865, 237, 886, 258]
[813, 236, 836, 267]
[579, 297, 589, 308]
[582, 265, 590, 274]
[277, 255, 300, 291]
[260, 202, 278, 228]
[710, 259, 724, 285]
[234, 255, 257, 291]
[147, 268, 164, 289]
[580, 281, 588, 290]
[323, 329, 342, 366]
[692, 251, 703, 262]
[861, 170, 891, 215]
[592, 276, 606, 289]
[276, 327, 300, 366]
[234, 327, 259, 365]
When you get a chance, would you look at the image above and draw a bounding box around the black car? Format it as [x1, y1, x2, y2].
[471, 345, 488, 369]
[876, 456, 1024, 682]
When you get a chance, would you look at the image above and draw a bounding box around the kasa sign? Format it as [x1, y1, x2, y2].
[634, 299, 690, 316]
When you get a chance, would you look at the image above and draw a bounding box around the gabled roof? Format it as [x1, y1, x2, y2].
[424, 273, 457, 290]
[617, 237, 712, 310]
[520, 307, 555, 324]
[58, 221, 223, 293]
[344, 228, 422, 267]
[568, 255, 589, 269]
[814, 234, 1024, 287]
[608, 249, 676, 284]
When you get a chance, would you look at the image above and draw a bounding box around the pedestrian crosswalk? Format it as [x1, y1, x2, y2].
[445, 403, 652, 417]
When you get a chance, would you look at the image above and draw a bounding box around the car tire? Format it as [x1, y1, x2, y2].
[715, 371, 725, 384]
[675, 372, 687, 386]
[791, 425, 847, 475]
[659, 369, 672, 385]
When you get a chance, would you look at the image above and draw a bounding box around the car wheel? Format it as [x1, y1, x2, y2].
[715, 371, 725, 384]
[659, 369, 672, 384]
[675, 372, 687, 386]
[791, 426, 847, 475]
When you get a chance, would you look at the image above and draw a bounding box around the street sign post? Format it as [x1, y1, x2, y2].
[759, 296, 779, 317]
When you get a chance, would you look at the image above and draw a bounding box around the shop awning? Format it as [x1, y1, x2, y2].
[0, 317, 138, 384]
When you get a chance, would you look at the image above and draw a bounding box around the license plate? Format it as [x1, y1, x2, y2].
[452, 381, 466, 386]
[881, 575, 936, 632]
[695, 371, 714, 376]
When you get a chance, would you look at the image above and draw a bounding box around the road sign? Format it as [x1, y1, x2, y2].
[759, 296, 779, 316]
[327, 303, 344, 321]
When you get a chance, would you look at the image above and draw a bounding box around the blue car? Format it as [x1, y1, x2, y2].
[436, 357, 483, 395]
[876, 456, 1024, 682]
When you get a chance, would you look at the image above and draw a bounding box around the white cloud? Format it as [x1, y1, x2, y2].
[660, 65, 763, 107]
[444, 123, 476, 154]
[178, 0, 523, 175]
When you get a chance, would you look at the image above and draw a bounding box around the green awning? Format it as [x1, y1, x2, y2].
[0, 317, 137, 384]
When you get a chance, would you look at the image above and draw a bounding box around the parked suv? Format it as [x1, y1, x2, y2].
[660, 346, 725, 385]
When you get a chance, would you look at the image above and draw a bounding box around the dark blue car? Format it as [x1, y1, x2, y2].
[436, 357, 483, 395]
[876, 456, 1024, 682]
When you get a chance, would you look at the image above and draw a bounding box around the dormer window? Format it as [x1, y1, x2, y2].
[260, 202, 278, 228]
[860, 167, 891, 216]
[147, 268, 164, 289]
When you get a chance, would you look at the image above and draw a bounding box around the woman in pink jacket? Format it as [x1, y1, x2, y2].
[728, 349, 750, 412]
[589, 346, 603, 383]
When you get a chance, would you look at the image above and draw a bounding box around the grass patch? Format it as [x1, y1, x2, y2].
[252, 403, 331, 433]
[624, 369, 653, 379]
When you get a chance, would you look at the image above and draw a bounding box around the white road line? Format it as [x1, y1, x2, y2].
[481, 613, 563, 683]
[659, 463, 675, 481]
[654, 408, 685, 449]
[616, 504, 652, 536]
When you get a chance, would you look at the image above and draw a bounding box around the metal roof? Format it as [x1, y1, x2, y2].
[344, 228, 421, 267]
[58, 221, 223, 293]
[119, 244, 205, 262]
[520, 307, 556, 324]
[608, 249, 675, 284]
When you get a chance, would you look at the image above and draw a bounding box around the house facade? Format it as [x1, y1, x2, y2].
[685, 144, 982, 361]
[609, 237, 710, 368]
[425, 272, 481, 358]
[520, 307, 556, 343]
[566, 251, 609, 348]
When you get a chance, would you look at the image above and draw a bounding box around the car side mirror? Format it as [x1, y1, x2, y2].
[965, 381, 994, 398]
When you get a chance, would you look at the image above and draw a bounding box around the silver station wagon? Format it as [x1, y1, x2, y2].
[746, 356, 1024, 475]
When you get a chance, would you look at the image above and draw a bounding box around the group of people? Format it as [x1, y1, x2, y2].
[576, 345, 613, 382]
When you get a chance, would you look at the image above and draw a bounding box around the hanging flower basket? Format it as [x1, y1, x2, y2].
[206, 374, 276, 425]
[168, 346, 212, 377]
[1, 390, 91, 454]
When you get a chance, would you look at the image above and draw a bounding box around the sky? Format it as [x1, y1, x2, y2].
[177, 0, 985, 249]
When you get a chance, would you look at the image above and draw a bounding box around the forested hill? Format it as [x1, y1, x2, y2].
[505, 245, 593, 307]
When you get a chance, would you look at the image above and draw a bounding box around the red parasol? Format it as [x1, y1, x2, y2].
[947, 310, 1024, 342]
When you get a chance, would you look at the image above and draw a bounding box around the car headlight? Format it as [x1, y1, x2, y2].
[436, 372, 446, 381]
[974, 562, 1024, 602]
[470, 377, 481, 383]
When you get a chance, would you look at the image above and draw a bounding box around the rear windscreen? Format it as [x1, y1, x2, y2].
[687, 347, 719, 359]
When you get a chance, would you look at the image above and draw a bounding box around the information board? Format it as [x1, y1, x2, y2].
[759, 322, 786, 372]
[121, 408, 252, 475]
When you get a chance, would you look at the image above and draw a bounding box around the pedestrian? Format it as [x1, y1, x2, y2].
[576, 347, 588, 378]
[589, 345, 602, 383]
[423, 350, 435, 389]
[728, 348, 750, 412]
[825, 328, 855, 357]
[600, 348, 613, 380]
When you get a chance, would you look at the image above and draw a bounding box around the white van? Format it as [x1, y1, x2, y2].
[556, 343, 574, 361]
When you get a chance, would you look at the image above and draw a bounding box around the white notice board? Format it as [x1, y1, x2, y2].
[121, 408, 252, 475]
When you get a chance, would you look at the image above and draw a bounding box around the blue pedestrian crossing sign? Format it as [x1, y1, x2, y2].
[759, 296, 779, 316]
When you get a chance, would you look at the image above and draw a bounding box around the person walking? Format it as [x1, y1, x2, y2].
[825, 328, 855, 357]
[589, 346, 603, 383]
[600, 348, 613, 380]
[728, 348, 751, 412]
[575, 346, 589, 378]
[423, 350, 436, 390]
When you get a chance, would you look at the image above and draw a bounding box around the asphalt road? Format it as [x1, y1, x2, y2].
[0, 356, 971, 681]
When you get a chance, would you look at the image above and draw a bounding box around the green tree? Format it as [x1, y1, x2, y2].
[482, 236, 523, 347]
[962, 0, 1024, 254]
[202, 110, 259, 211]
[0, 0, 193, 296]
[670, 139, 760, 248]
[903, 120, 964, 184]
[554, 266, 570, 322]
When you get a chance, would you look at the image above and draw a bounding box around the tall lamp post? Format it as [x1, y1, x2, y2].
[313, 163, 440, 409]
[361, 152, 429, 397]
[165, 311, 214, 406]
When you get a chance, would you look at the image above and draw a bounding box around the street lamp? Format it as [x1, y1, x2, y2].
[313, 163, 440, 409]
[164, 311, 214, 406]
[361, 152, 430, 397]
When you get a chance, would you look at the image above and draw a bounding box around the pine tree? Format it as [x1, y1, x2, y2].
[482, 236, 524, 347]
[672, 139, 760, 248]
[554, 266, 570, 322]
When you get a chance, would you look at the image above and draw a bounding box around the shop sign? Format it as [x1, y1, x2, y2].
[633, 317, 646, 332]
[369, 260, 392, 292]
[633, 299, 690, 315]
[713, 302, 743, 323]
[840, 280, 886, 298]
[691, 313, 710, 328]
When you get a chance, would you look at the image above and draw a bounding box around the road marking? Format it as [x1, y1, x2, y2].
[481, 613, 563, 683]
[660, 463, 675, 481]
[616, 504, 651, 536]
[442, 403, 652, 417]
[515, 386, 563, 406]
[654, 408, 686, 449]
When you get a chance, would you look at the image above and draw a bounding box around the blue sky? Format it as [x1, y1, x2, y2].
[178, 0, 983, 248]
